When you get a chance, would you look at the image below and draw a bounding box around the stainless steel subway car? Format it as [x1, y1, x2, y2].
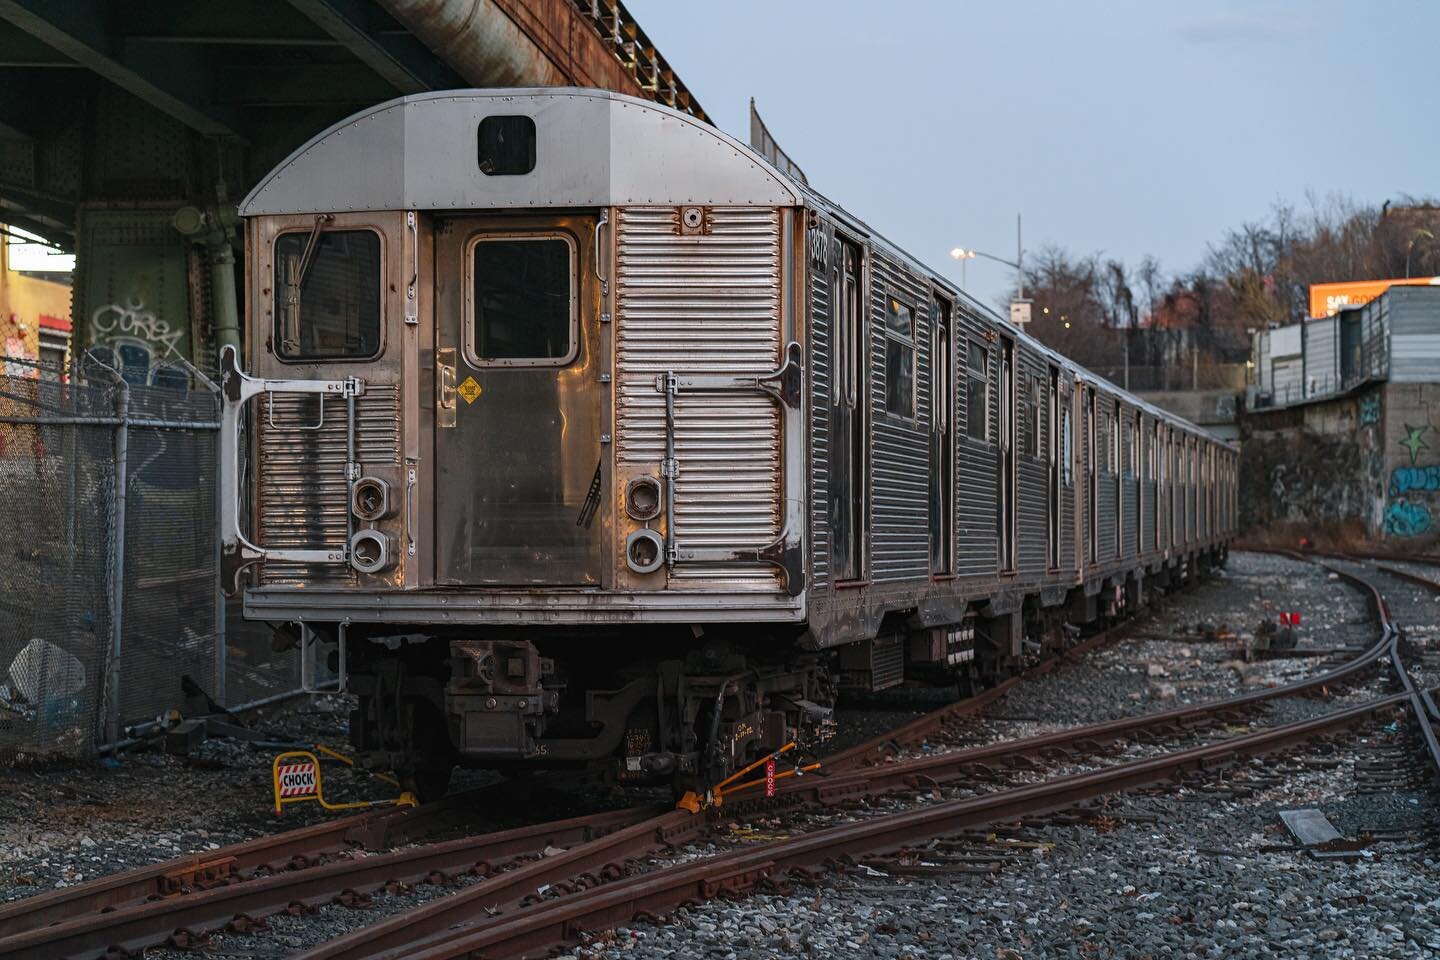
[221, 89, 1237, 795]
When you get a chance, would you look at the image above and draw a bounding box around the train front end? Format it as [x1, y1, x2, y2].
[219, 90, 824, 793]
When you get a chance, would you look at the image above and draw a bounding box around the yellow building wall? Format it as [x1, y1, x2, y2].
[0, 232, 71, 377]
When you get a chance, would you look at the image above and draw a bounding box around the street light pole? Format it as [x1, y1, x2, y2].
[1016, 213, 1023, 302]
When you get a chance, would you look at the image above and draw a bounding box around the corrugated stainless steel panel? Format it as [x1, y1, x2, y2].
[869, 254, 930, 584]
[808, 233, 833, 589]
[258, 385, 400, 585]
[956, 310, 997, 577]
[615, 206, 782, 588]
[1015, 348, 1047, 575]
[1143, 478, 1156, 554]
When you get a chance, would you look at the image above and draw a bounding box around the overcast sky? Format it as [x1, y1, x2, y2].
[627, 0, 1438, 309]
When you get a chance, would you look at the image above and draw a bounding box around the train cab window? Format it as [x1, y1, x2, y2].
[965, 341, 988, 440]
[274, 228, 381, 360]
[470, 236, 575, 363]
[477, 115, 537, 175]
[884, 297, 916, 418]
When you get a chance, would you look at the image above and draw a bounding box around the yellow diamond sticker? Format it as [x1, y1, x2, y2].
[457, 376, 482, 405]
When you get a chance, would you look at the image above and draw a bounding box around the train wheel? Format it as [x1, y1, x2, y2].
[401, 697, 455, 802]
[403, 761, 453, 803]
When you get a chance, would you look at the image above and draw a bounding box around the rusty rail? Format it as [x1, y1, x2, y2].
[304, 553, 1408, 960]
[0, 782, 514, 941]
[0, 803, 664, 960]
[378, 692, 1412, 960]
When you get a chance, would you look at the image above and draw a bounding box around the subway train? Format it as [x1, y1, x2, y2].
[219, 89, 1237, 796]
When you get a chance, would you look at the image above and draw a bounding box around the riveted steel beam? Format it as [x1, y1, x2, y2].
[284, 0, 462, 94]
[0, 0, 243, 140]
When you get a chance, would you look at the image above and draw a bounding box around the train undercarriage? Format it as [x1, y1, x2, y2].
[309, 555, 1219, 799]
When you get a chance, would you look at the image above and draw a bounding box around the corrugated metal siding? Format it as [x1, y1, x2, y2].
[1304, 317, 1338, 397]
[956, 310, 997, 578]
[1122, 415, 1138, 561]
[869, 254, 930, 584]
[1097, 398, 1116, 560]
[1388, 288, 1440, 381]
[1143, 478, 1156, 553]
[808, 235, 833, 589]
[1016, 348, 1047, 574]
[615, 206, 782, 589]
[1271, 356, 1303, 405]
[258, 385, 400, 585]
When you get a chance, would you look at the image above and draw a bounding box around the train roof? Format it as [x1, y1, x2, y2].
[240, 88, 800, 216]
[242, 88, 1227, 448]
[794, 182, 1229, 447]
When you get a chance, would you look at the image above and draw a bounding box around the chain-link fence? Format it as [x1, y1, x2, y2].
[0, 356, 227, 760]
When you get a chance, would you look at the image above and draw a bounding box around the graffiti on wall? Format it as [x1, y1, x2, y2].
[1359, 392, 1380, 426]
[1400, 424, 1429, 465]
[1385, 500, 1432, 537]
[1391, 465, 1440, 496]
[87, 299, 190, 387]
[1387, 423, 1439, 538]
[92, 299, 184, 358]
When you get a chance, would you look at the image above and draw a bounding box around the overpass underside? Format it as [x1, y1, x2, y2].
[0, 0, 703, 375]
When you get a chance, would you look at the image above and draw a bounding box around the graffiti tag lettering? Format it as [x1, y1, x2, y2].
[1358, 392, 1380, 426]
[91, 299, 184, 358]
[1390, 465, 1440, 496]
[1385, 499, 1432, 537]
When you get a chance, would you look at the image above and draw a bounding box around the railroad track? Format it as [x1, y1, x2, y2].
[9, 557, 1436, 960]
[300, 553, 1440, 960]
[0, 597, 1158, 960]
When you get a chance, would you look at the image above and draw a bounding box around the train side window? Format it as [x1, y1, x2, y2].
[965, 340, 988, 440]
[1061, 400, 1072, 486]
[274, 228, 381, 360]
[884, 297, 916, 418]
[477, 115, 537, 175]
[470, 235, 575, 364]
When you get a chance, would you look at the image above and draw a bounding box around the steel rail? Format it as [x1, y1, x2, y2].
[309, 555, 1399, 960]
[1323, 555, 1440, 777]
[0, 784, 498, 941]
[0, 804, 664, 960]
[385, 691, 1411, 960]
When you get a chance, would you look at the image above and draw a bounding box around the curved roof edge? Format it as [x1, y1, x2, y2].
[240, 88, 801, 216]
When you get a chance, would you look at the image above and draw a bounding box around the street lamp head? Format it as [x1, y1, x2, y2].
[949, 247, 975, 261]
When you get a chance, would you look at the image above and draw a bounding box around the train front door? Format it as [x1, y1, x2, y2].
[433, 213, 606, 585]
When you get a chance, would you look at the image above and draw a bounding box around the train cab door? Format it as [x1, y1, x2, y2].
[828, 237, 866, 583]
[1047, 365, 1061, 570]
[432, 213, 606, 585]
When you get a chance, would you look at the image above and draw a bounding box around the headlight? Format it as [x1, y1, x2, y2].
[625, 529, 664, 574]
[625, 476, 662, 521]
[350, 529, 393, 574]
[351, 477, 393, 521]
